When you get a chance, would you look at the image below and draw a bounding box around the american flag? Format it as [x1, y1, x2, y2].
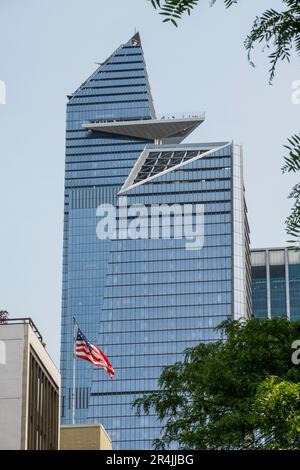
[75, 328, 115, 379]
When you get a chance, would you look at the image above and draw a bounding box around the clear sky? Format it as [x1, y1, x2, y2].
[0, 0, 299, 364]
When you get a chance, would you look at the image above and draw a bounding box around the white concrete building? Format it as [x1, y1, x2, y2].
[0, 318, 60, 449]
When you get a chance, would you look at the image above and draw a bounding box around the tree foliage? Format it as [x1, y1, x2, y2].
[0, 310, 9, 324]
[282, 134, 300, 241]
[243, 1, 300, 84]
[149, 1, 236, 26]
[252, 376, 300, 449]
[149, 0, 300, 98]
[134, 319, 300, 449]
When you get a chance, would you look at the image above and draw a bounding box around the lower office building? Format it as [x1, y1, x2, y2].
[251, 247, 300, 319]
[60, 424, 112, 450]
[0, 318, 60, 450]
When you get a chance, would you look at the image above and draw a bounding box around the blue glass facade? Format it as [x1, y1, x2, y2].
[289, 263, 300, 320]
[251, 248, 300, 320]
[251, 266, 268, 319]
[61, 34, 250, 449]
[61, 34, 155, 424]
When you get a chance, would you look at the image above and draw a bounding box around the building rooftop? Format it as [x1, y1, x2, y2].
[251, 246, 300, 251]
[0, 317, 43, 343]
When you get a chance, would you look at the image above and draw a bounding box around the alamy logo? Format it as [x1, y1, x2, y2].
[0, 340, 6, 365]
[96, 196, 205, 250]
[0, 80, 6, 105]
[291, 80, 300, 105]
[291, 340, 300, 365]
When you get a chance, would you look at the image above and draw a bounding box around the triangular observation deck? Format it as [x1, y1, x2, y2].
[82, 113, 205, 142]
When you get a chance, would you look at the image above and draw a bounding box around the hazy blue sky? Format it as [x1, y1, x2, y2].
[0, 0, 299, 364]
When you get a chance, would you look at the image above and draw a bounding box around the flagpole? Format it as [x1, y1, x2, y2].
[72, 317, 77, 425]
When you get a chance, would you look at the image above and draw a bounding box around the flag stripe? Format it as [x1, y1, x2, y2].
[75, 328, 115, 379]
[76, 345, 108, 366]
[76, 349, 114, 377]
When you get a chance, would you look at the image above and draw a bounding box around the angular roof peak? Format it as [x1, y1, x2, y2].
[130, 31, 141, 47]
[68, 31, 155, 118]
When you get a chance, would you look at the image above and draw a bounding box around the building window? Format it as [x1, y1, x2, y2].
[27, 348, 59, 450]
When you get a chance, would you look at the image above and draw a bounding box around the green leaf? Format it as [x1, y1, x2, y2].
[133, 318, 300, 449]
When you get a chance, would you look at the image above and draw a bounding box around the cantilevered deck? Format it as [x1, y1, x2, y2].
[83, 113, 205, 142]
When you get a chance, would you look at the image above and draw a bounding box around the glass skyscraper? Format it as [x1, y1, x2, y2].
[251, 247, 300, 320]
[60, 33, 251, 449]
